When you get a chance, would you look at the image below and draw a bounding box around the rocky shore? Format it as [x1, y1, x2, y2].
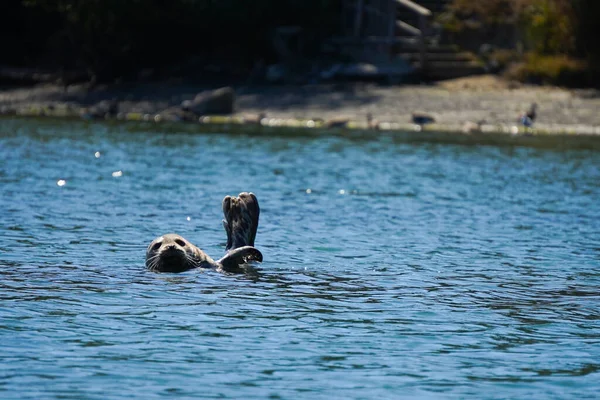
[2, 75, 600, 145]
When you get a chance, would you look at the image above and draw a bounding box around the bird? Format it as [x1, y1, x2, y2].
[366, 113, 379, 130]
[519, 103, 537, 127]
[411, 112, 436, 126]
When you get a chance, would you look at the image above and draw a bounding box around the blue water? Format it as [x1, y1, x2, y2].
[1, 118, 599, 399]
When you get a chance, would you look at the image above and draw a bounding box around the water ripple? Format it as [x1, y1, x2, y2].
[0, 119, 599, 399]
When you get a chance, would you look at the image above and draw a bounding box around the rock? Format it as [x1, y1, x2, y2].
[242, 112, 267, 124]
[160, 105, 189, 122]
[462, 120, 485, 133]
[0, 105, 16, 116]
[325, 116, 351, 128]
[181, 87, 235, 115]
[88, 99, 119, 118]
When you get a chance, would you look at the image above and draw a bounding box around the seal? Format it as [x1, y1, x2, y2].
[146, 192, 262, 273]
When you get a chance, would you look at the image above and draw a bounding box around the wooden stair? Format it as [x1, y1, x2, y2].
[395, 0, 484, 80]
[326, 0, 483, 82]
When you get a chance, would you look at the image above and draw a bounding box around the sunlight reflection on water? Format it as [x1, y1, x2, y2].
[0, 119, 599, 399]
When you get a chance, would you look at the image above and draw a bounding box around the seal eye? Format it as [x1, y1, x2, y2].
[151, 242, 162, 252]
[175, 239, 186, 247]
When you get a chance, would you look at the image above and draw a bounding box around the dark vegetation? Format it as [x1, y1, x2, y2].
[1, 0, 340, 82]
[439, 0, 600, 86]
[2, 0, 600, 87]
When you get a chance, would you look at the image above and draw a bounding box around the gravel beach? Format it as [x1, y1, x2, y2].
[2, 75, 600, 134]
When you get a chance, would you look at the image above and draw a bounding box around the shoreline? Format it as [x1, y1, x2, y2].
[2, 75, 600, 149]
[4, 114, 600, 151]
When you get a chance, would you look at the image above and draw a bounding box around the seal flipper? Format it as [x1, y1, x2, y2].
[217, 246, 263, 272]
[222, 192, 260, 251]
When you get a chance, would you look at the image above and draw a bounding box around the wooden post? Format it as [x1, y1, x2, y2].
[418, 13, 427, 71]
[341, 0, 347, 36]
[354, 0, 364, 37]
[388, 0, 396, 60]
[384, 0, 391, 36]
[393, 0, 431, 70]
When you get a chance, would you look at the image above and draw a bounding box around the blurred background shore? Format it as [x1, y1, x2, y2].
[2, 76, 600, 133]
[2, 0, 600, 131]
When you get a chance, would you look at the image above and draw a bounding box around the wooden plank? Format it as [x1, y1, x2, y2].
[418, 14, 427, 69]
[329, 36, 419, 45]
[396, 20, 421, 36]
[394, 0, 432, 16]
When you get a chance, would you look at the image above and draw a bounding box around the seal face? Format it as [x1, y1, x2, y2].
[145, 233, 216, 273]
[145, 192, 263, 273]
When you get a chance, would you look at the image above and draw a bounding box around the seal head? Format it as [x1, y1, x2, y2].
[145, 233, 216, 273]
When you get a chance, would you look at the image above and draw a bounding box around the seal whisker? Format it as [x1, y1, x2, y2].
[146, 254, 161, 263]
[184, 253, 199, 268]
[145, 251, 166, 272]
[145, 254, 161, 269]
[147, 259, 158, 271]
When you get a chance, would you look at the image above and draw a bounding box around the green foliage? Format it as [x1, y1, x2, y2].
[504, 53, 589, 86]
[444, 0, 518, 27]
[439, 0, 600, 85]
[488, 49, 522, 70]
[519, 0, 575, 54]
[441, 0, 575, 54]
[442, 0, 600, 57]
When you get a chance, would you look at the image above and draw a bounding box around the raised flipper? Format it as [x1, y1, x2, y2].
[217, 246, 263, 272]
[222, 192, 260, 251]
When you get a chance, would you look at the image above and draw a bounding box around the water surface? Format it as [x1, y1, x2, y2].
[1, 119, 599, 399]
